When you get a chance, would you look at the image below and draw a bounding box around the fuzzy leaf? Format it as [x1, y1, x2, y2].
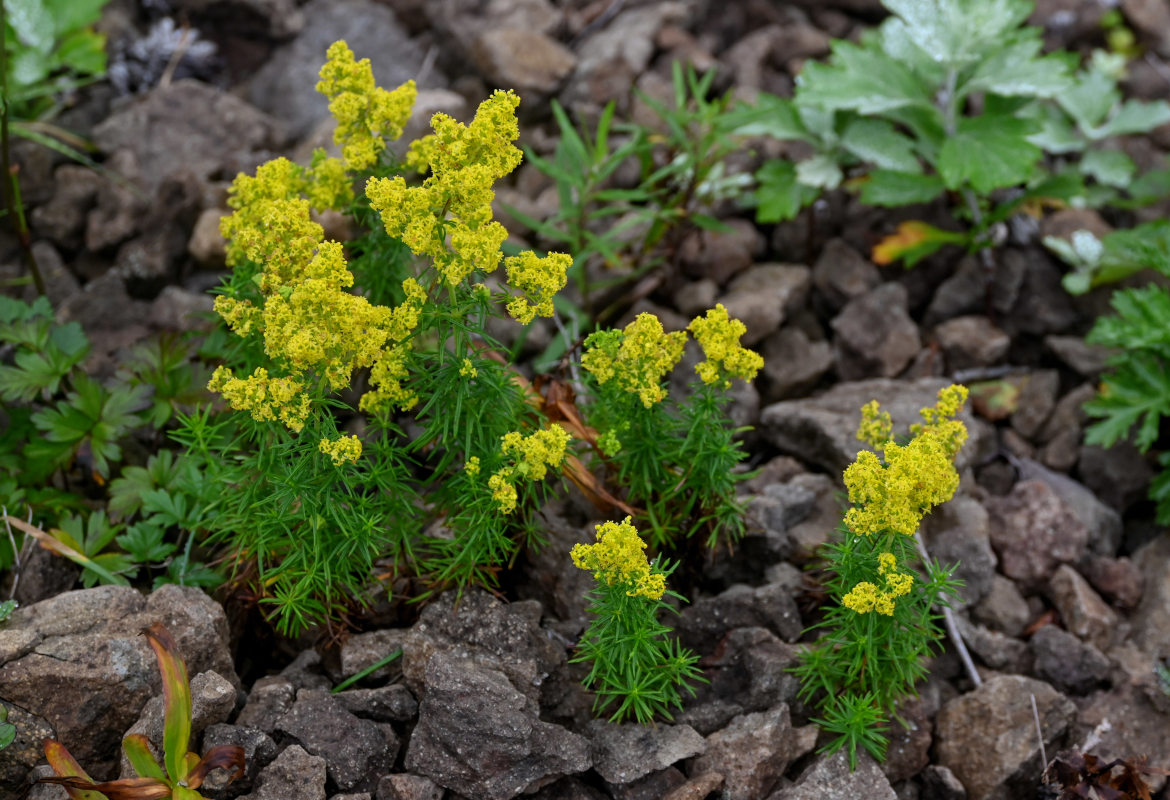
[795, 154, 843, 189]
[727, 93, 810, 141]
[937, 114, 1041, 193]
[1080, 149, 1137, 188]
[1059, 69, 1121, 131]
[840, 118, 921, 173]
[797, 39, 931, 115]
[881, 0, 1032, 67]
[858, 170, 946, 206]
[1097, 99, 1170, 139]
[963, 36, 1071, 98]
[143, 623, 192, 783]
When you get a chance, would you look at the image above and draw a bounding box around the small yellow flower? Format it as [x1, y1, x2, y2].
[688, 304, 764, 388]
[570, 517, 665, 600]
[488, 472, 518, 514]
[464, 456, 481, 476]
[858, 401, 893, 451]
[319, 435, 362, 465]
[499, 425, 571, 481]
[504, 250, 571, 324]
[459, 358, 478, 378]
[582, 314, 687, 408]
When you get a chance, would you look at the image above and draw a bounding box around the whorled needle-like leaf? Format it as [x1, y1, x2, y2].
[142, 622, 192, 784]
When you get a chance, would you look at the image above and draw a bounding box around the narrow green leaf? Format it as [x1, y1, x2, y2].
[143, 623, 193, 783]
[121, 734, 166, 780]
[753, 160, 818, 222]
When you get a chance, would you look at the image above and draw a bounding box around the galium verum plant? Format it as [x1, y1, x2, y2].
[571, 516, 704, 724]
[793, 385, 968, 768]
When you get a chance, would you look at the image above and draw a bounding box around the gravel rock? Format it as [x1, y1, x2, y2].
[674, 278, 719, 317]
[1029, 625, 1111, 695]
[679, 218, 765, 286]
[0, 703, 55, 794]
[237, 676, 297, 733]
[881, 698, 932, 784]
[761, 326, 833, 400]
[404, 651, 590, 799]
[934, 316, 1010, 371]
[1127, 534, 1170, 660]
[676, 582, 802, 654]
[985, 480, 1090, 591]
[239, 744, 327, 800]
[607, 767, 687, 800]
[167, 0, 304, 38]
[375, 774, 444, 800]
[587, 721, 706, 784]
[718, 263, 811, 345]
[767, 750, 896, 800]
[247, 0, 434, 139]
[1082, 555, 1144, 610]
[831, 282, 921, 379]
[811, 238, 881, 311]
[971, 575, 1032, 638]
[935, 675, 1075, 800]
[953, 615, 1030, 673]
[148, 285, 216, 331]
[188, 207, 228, 267]
[471, 29, 576, 94]
[1001, 252, 1078, 336]
[664, 771, 725, 800]
[276, 689, 398, 791]
[761, 378, 990, 475]
[1071, 681, 1170, 795]
[1014, 457, 1123, 556]
[1047, 564, 1122, 651]
[31, 165, 103, 250]
[918, 764, 967, 800]
[1076, 442, 1153, 514]
[924, 255, 1024, 327]
[0, 585, 233, 781]
[1043, 335, 1116, 378]
[921, 496, 998, 610]
[690, 704, 806, 800]
[94, 80, 283, 193]
[339, 629, 409, 685]
[333, 684, 418, 722]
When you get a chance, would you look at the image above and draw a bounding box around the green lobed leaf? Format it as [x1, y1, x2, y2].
[1059, 69, 1121, 132]
[1084, 351, 1170, 452]
[1080, 149, 1136, 188]
[795, 154, 843, 189]
[116, 523, 176, 564]
[882, 0, 1033, 68]
[937, 114, 1041, 194]
[1096, 99, 1170, 139]
[858, 170, 946, 206]
[962, 36, 1071, 99]
[752, 160, 819, 222]
[726, 93, 810, 141]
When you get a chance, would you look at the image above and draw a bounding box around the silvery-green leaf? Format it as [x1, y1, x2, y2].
[1096, 99, 1170, 138]
[882, 0, 1032, 67]
[728, 93, 810, 141]
[1071, 229, 1106, 263]
[6, 0, 54, 52]
[841, 118, 922, 173]
[797, 40, 932, 115]
[1059, 69, 1120, 131]
[796, 155, 843, 190]
[1080, 149, 1136, 188]
[963, 38, 1071, 98]
[1021, 103, 1084, 154]
[859, 170, 946, 206]
[1043, 235, 1083, 267]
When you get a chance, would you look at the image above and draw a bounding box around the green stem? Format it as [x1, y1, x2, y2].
[0, 0, 45, 296]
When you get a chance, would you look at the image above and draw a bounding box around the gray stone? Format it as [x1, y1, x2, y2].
[972, 575, 1031, 638]
[148, 285, 216, 331]
[719, 263, 811, 345]
[606, 767, 687, 800]
[471, 29, 576, 95]
[333, 683, 418, 722]
[401, 589, 562, 705]
[1082, 555, 1144, 610]
[200, 724, 278, 796]
[812, 238, 881, 311]
[1127, 536, 1170, 660]
[935, 675, 1075, 800]
[237, 675, 297, 733]
[679, 218, 765, 286]
[94, 80, 283, 193]
[676, 582, 802, 654]
[31, 165, 102, 250]
[1029, 625, 1110, 695]
[952, 615, 1030, 673]
[587, 721, 705, 784]
[1014, 457, 1123, 556]
[404, 651, 590, 799]
[761, 326, 833, 400]
[664, 772, 725, 800]
[918, 765, 966, 800]
[0, 585, 233, 777]
[276, 689, 397, 790]
[924, 254, 1024, 327]
[339, 629, 409, 685]
[985, 480, 1090, 591]
[880, 698, 931, 784]
[119, 669, 238, 778]
[767, 750, 896, 800]
[375, 773, 444, 800]
[27, 241, 79, 308]
[0, 701, 56, 795]
[690, 704, 802, 800]
[1077, 442, 1153, 513]
[424, 0, 560, 55]
[1009, 370, 1059, 439]
[187, 207, 228, 268]
[239, 744, 327, 800]
[761, 378, 989, 475]
[1047, 564, 1122, 651]
[247, 0, 434, 139]
[934, 316, 1010, 371]
[168, 0, 303, 38]
[1121, 0, 1170, 55]
[922, 496, 998, 609]
[831, 283, 921, 379]
[674, 279, 719, 317]
[1044, 335, 1116, 378]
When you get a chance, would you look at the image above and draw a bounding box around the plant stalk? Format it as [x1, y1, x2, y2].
[0, 0, 45, 296]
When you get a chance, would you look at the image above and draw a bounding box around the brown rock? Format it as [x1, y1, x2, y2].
[471, 29, 576, 94]
[985, 480, 1090, 590]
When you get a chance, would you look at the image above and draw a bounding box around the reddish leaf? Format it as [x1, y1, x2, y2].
[561, 454, 641, 517]
[142, 623, 192, 783]
[872, 220, 966, 267]
[184, 744, 246, 789]
[38, 776, 172, 799]
[42, 740, 107, 800]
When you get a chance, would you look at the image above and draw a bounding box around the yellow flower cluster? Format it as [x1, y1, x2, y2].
[842, 385, 969, 538]
[208, 366, 312, 432]
[459, 358, 478, 378]
[857, 400, 893, 450]
[582, 314, 687, 408]
[570, 517, 666, 600]
[842, 552, 914, 615]
[319, 434, 363, 465]
[488, 425, 572, 513]
[315, 40, 417, 171]
[465, 456, 481, 475]
[504, 251, 572, 324]
[366, 90, 523, 286]
[687, 304, 764, 388]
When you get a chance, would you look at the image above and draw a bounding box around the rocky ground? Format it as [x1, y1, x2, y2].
[3, 0, 1170, 798]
